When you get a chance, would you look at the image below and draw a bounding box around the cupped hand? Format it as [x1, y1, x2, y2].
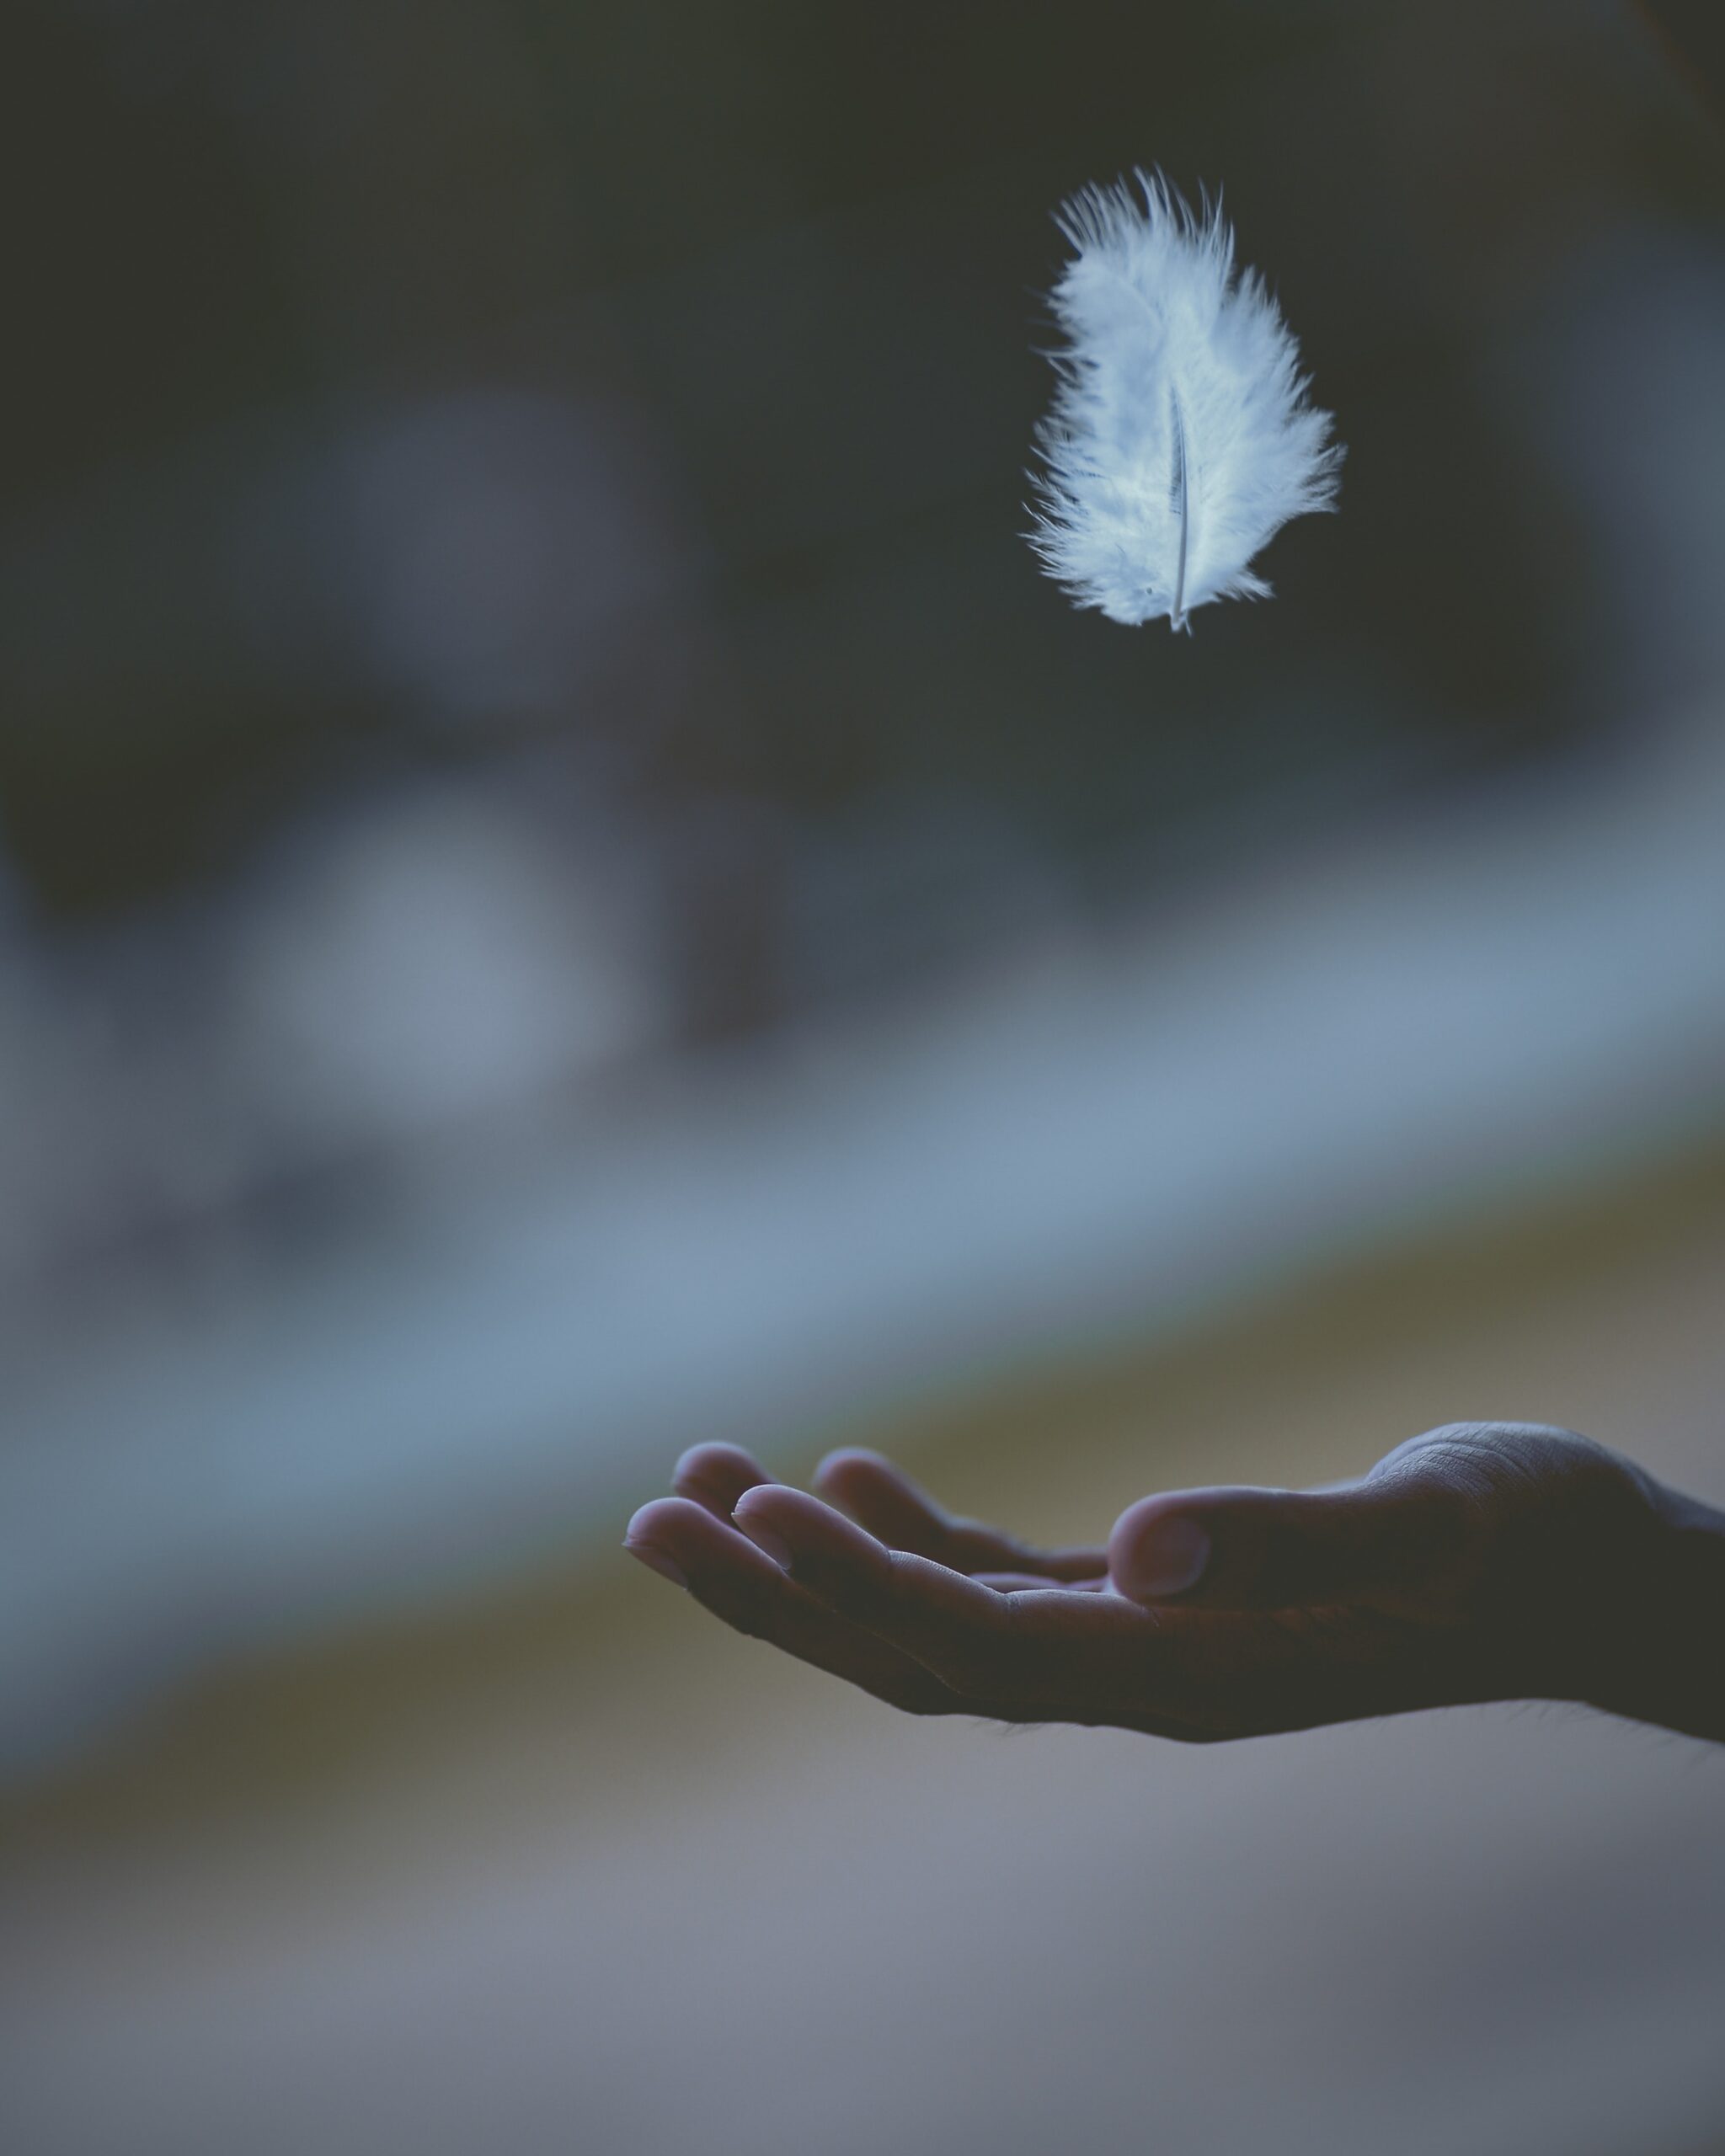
[624, 1425, 1681, 1741]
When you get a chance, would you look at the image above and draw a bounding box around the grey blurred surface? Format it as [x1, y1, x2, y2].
[4, 1161, 1725, 2156]
[11, 1717, 1725, 2156]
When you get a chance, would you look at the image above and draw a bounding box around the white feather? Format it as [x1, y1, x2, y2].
[1028, 173, 1343, 632]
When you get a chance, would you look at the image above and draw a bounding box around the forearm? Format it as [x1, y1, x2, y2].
[1589, 1479, 1725, 1742]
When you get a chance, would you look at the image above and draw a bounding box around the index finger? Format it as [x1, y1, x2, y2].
[813, 1449, 1108, 1583]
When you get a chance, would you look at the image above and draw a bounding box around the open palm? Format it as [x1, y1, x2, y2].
[625, 1425, 1674, 1740]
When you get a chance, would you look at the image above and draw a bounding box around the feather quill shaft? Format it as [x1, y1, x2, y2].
[1028, 173, 1342, 631]
[1168, 387, 1190, 632]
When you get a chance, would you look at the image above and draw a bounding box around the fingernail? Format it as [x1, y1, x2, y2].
[733, 1510, 793, 1572]
[1119, 1516, 1210, 1599]
[624, 1540, 689, 1590]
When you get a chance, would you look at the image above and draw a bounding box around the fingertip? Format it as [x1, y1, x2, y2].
[624, 1541, 690, 1589]
[675, 1440, 766, 1479]
[812, 1446, 894, 1494]
[626, 1496, 693, 1545]
[624, 1499, 704, 1590]
[671, 1444, 778, 1529]
[1108, 1497, 1212, 1604]
[732, 1482, 814, 1534]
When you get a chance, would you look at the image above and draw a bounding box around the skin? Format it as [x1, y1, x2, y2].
[624, 1424, 1725, 1743]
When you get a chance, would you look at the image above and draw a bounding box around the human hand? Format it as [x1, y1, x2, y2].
[624, 1425, 1722, 1742]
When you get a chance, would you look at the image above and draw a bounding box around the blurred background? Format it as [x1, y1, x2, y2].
[4, 1, 1725, 2150]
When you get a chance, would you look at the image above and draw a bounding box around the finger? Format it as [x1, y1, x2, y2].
[734, 1487, 1172, 1716]
[813, 1449, 1107, 1582]
[973, 1572, 1110, 1594]
[1108, 1480, 1459, 1613]
[624, 1498, 961, 1715]
[672, 1442, 775, 1522]
[734, 1486, 1007, 1690]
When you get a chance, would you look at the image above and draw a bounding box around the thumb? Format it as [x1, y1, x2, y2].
[1108, 1480, 1451, 1611]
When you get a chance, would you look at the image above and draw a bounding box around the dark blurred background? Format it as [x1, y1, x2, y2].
[4, 3, 1725, 2152]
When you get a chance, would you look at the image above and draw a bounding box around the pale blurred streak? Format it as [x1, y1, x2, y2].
[2, 685, 1724, 1768]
